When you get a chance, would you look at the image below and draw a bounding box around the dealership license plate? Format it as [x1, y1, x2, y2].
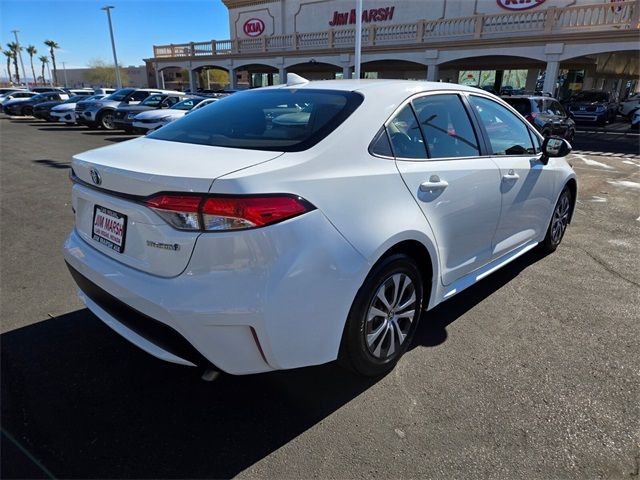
[92, 205, 127, 253]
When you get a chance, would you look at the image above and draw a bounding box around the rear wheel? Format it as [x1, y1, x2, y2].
[340, 254, 424, 377]
[98, 110, 115, 130]
[540, 187, 572, 253]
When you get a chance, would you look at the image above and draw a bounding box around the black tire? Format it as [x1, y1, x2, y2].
[98, 110, 115, 130]
[340, 253, 424, 377]
[565, 129, 575, 142]
[540, 187, 572, 253]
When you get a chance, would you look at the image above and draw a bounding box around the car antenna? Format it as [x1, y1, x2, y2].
[286, 73, 309, 87]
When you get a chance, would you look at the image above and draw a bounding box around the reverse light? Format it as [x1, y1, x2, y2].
[144, 194, 314, 231]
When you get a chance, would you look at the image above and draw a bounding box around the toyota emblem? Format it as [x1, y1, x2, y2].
[90, 168, 102, 185]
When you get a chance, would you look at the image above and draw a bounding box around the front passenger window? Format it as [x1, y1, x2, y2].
[469, 96, 535, 156]
[387, 105, 426, 159]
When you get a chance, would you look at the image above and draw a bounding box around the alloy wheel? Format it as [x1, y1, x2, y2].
[551, 192, 570, 244]
[365, 273, 416, 359]
[101, 112, 115, 130]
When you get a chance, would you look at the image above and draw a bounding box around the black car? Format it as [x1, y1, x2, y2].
[502, 95, 575, 141]
[2, 91, 69, 116]
[113, 93, 184, 132]
[566, 90, 618, 126]
[33, 95, 88, 121]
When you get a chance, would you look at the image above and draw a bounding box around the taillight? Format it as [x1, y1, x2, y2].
[144, 194, 314, 231]
[525, 113, 539, 123]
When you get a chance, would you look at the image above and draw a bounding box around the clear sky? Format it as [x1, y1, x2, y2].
[1, 0, 231, 74]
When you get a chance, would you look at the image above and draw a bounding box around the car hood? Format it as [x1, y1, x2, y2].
[135, 109, 186, 120]
[82, 99, 121, 109]
[52, 103, 77, 111]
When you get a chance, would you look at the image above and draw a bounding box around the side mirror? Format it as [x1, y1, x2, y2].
[541, 136, 571, 164]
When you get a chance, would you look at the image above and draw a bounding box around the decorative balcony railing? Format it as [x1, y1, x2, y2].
[153, 0, 639, 59]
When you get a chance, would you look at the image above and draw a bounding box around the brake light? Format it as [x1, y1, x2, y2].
[525, 113, 539, 123]
[144, 194, 314, 231]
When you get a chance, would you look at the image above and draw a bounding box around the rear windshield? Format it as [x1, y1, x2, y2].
[503, 98, 532, 115]
[148, 89, 364, 152]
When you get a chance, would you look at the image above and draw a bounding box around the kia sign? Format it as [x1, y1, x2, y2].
[243, 18, 265, 37]
[497, 0, 546, 11]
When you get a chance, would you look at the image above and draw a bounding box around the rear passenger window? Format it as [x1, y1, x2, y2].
[129, 91, 150, 102]
[370, 128, 394, 157]
[412, 94, 479, 159]
[387, 105, 426, 159]
[469, 96, 535, 156]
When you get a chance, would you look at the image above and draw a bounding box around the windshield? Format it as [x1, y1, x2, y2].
[141, 94, 166, 107]
[149, 89, 364, 152]
[171, 98, 205, 110]
[105, 88, 135, 101]
[574, 91, 608, 102]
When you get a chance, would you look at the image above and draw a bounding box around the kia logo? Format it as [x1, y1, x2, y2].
[243, 18, 265, 37]
[496, 0, 545, 11]
[90, 168, 102, 186]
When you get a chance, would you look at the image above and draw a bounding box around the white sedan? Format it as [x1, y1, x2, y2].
[64, 78, 577, 377]
[132, 97, 217, 133]
[50, 94, 106, 125]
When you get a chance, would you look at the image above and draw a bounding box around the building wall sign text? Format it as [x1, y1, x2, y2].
[496, 0, 546, 11]
[329, 7, 395, 27]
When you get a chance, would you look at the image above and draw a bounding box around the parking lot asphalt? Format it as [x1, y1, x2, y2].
[1, 117, 639, 479]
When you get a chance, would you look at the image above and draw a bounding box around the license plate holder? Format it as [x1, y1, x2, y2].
[92, 205, 127, 253]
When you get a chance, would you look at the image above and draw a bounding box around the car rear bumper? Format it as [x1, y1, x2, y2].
[63, 210, 369, 374]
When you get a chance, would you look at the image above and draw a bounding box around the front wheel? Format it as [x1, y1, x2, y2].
[98, 110, 115, 130]
[340, 254, 424, 377]
[540, 187, 572, 253]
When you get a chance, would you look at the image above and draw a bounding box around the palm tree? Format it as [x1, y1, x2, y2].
[39, 55, 49, 86]
[7, 42, 20, 84]
[44, 40, 59, 85]
[26, 45, 37, 86]
[3, 50, 12, 83]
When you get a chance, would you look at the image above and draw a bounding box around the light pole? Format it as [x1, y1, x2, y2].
[101, 5, 122, 89]
[62, 61, 68, 87]
[354, 0, 363, 80]
[11, 30, 28, 88]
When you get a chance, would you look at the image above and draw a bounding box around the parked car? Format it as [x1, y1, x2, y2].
[92, 88, 116, 96]
[113, 92, 186, 132]
[0, 87, 26, 96]
[2, 91, 69, 116]
[132, 97, 216, 133]
[0, 90, 37, 105]
[618, 92, 640, 119]
[566, 90, 618, 126]
[34, 94, 92, 121]
[50, 94, 107, 125]
[64, 79, 577, 377]
[76, 88, 182, 130]
[502, 95, 575, 141]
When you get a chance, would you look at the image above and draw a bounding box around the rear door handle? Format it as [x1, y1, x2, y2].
[419, 176, 449, 192]
[502, 169, 520, 181]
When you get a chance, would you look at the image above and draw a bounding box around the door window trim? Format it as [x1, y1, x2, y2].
[370, 90, 490, 162]
[467, 93, 543, 158]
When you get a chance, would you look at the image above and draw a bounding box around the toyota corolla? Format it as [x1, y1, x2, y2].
[64, 78, 577, 377]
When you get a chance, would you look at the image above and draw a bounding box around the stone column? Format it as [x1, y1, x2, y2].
[542, 60, 559, 96]
[188, 69, 197, 92]
[426, 63, 439, 82]
[342, 65, 352, 79]
[279, 67, 287, 84]
[229, 68, 238, 89]
[525, 68, 539, 92]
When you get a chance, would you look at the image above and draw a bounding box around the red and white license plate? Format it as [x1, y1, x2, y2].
[92, 205, 127, 253]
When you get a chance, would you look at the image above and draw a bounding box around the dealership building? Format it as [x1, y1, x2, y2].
[146, 0, 639, 98]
